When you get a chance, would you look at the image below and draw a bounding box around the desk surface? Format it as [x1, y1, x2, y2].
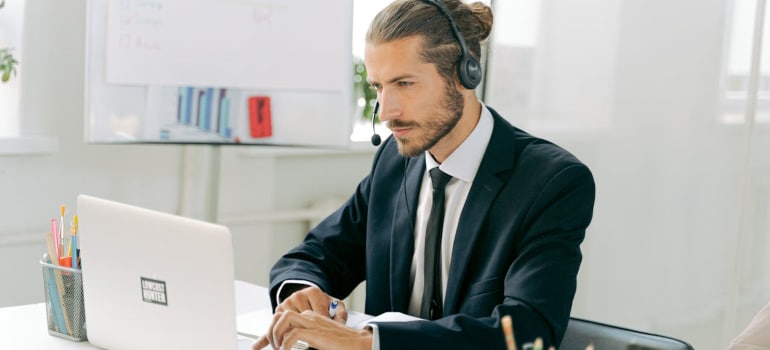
[0, 280, 269, 349]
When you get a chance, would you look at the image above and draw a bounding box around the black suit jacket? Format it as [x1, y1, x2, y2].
[269, 107, 595, 349]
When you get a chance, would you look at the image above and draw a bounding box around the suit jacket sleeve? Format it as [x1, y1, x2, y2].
[267, 140, 387, 307]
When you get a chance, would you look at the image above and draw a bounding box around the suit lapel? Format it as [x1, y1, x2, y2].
[444, 114, 514, 314]
[389, 155, 425, 312]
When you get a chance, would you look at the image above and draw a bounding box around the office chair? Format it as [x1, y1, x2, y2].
[560, 317, 695, 350]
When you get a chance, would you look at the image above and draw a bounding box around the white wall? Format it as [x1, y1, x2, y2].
[487, 0, 770, 349]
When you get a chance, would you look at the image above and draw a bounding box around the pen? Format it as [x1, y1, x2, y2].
[329, 299, 339, 319]
[533, 337, 543, 350]
[501, 315, 516, 350]
[71, 233, 79, 269]
[73, 215, 80, 269]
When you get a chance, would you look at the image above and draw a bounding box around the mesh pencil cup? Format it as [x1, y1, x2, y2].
[40, 254, 87, 341]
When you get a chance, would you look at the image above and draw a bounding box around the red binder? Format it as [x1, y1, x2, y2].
[248, 96, 272, 138]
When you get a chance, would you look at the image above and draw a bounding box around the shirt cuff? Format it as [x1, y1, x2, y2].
[276, 280, 318, 303]
[367, 324, 380, 350]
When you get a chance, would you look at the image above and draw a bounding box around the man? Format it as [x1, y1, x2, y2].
[254, 0, 595, 349]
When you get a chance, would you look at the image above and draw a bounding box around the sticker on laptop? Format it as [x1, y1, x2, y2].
[141, 277, 168, 306]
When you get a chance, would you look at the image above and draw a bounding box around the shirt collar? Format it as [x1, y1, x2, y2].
[425, 104, 494, 183]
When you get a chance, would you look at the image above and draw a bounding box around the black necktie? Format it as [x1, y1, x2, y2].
[420, 167, 452, 320]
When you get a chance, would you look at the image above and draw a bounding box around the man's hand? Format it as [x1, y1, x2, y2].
[252, 309, 372, 350]
[252, 286, 371, 350]
[275, 286, 347, 320]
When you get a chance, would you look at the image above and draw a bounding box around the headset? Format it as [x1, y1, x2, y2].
[370, 101, 382, 146]
[371, 0, 482, 146]
[421, 0, 483, 90]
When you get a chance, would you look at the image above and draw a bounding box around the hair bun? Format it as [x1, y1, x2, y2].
[469, 2, 494, 41]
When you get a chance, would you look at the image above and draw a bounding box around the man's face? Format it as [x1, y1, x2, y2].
[364, 36, 464, 157]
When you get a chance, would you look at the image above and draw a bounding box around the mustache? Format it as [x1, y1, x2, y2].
[386, 120, 419, 129]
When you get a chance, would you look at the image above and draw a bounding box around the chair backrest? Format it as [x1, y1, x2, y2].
[560, 317, 694, 350]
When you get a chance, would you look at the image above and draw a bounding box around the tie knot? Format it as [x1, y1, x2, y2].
[429, 167, 452, 190]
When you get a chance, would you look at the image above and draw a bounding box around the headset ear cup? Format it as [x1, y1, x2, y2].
[420, 0, 482, 89]
[458, 57, 482, 89]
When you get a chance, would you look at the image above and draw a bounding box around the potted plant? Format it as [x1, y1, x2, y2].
[0, 0, 19, 83]
[0, 48, 17, 82]
[353, 57, 377, 121]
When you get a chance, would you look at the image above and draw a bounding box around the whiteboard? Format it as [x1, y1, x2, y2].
[85, 0, 354, 146]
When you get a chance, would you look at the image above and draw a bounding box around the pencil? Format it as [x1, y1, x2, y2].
[501, 315, 517, 350]
[46, 234, 74, 336]
[60, 205, 65, 257]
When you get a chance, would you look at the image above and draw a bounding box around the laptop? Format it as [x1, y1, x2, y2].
[77, 194, 254, 350]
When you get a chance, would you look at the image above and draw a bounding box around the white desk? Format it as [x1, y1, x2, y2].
[0, 280, 270, 349]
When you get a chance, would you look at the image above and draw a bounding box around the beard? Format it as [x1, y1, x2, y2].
[391, 84, 465, 158]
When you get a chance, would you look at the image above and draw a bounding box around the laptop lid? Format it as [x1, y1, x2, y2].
[77, 194, 238, 350]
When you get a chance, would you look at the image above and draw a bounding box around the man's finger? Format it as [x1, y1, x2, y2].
[252, 335, 269, 350]
[282, 328, 313, 350]
[331, 299, 348, 324]
[273, 310, 318, 349]
[264, 311, 283, 349]
[272, 311, 294, 349]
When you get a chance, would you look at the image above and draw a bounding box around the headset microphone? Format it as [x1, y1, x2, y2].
[370, 101, 381, 146]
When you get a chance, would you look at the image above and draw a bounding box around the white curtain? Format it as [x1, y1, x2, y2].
[485, 0, 770, 348]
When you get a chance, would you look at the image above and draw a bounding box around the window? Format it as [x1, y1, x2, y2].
[484, 0, 541, 125]
[721, 0, 770, 124]
[0, 0, 56, 155]
[350, 0, 392, 143]
[485, 0, 620, 132]
[0, 0, 24, 137]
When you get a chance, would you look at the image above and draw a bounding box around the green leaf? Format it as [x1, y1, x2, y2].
[0, 47, 18, 83]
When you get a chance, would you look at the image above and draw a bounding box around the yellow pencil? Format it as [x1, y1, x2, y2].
[501, 315, 517, 350]
[59, 205, 66, 256]
[68, 224, 74, 257]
